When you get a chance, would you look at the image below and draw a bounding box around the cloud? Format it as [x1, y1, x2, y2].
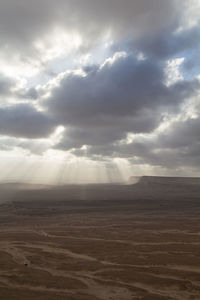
[146, 116, 200, 169]
[81, 108, 200, 170]
[17, 87, 39, 100]
[0, 0, 190, 63]
[0, 72, 39, 101]
[133, 26, 200, 60]
[0, 104, 56, 139]
[46, 54, 163, 122]
[0, 73, 16, 95]
[43, 53, 199, 152]
[158, 117, 200, 149]
[0, 0, 200, 177]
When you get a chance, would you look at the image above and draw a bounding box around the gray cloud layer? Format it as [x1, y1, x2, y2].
[73, 111, 200, 170]
[44, 54, 199, 152]
[0, 0, 199, 175]
[0, 0, 180, 54]
[0, 104, 55, 139]
[0, 73, 15, 95]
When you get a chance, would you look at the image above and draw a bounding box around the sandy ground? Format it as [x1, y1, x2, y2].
[0, 176, 200, 300]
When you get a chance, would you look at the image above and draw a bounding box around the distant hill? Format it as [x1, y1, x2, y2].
[0, 182, 52, 190]
[128, 176, 200, 186]
[0, 177, 199, 205]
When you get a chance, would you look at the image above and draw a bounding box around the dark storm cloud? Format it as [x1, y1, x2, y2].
[0, 73, 15, 95]
[158, 117, 200, 149]
[152, 116, 200, 167]
[133, 26, 200, 60]
[57, 127, 126, 150]
[0, 0, 199, 176]
[0, 104, 56, 139]
[45, 53, 199, 150]
[47, 54, 166, 123]
[0, 0, 182, 58]
[17, 87, 39, 100]
[82, 113, 200, 169]
[56, 112, 161, 151]
[0, 72, 38, 100]
[0, 136, 50, 154]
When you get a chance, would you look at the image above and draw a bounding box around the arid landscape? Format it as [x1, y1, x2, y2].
[0, 176, 200, 300]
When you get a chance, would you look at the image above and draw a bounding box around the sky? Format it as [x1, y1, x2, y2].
[0, 0, 200, 184]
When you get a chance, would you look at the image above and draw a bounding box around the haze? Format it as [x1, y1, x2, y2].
[0, 0, 199, 183]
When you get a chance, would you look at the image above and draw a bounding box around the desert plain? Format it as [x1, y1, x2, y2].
[0, 176, 200, 300]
